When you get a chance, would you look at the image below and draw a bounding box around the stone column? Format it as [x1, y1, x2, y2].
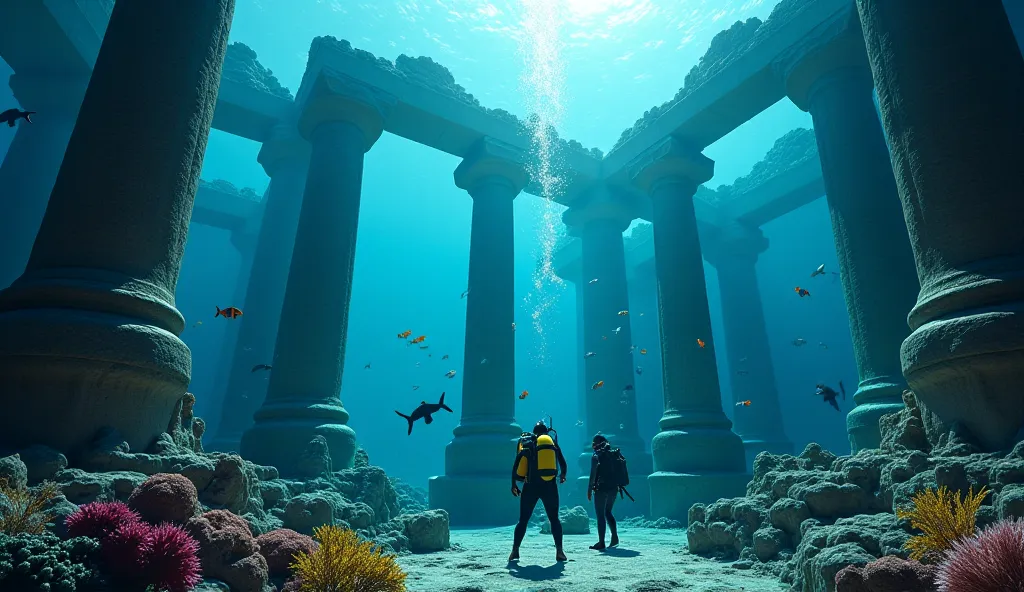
[780, 21, 921, 451]
[563, 186, 652, 516]
[240, 79, 392, 474]
[208, 126, 310, 453]
[429, 137, 528, 527]
[703, 222, 792, 466]
[629, 137, 748, 521]
[0, 0, 235, 455]
[857, 0, 1024, 451]
[0, 73, 89, 289]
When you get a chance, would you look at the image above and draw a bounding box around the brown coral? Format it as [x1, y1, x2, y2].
[0, 477, 59, 534]
[186, 509, 269, 592]
[256, 528, 317, 579]
[835, 555, 938, 592]
[128, 473, 201, 524]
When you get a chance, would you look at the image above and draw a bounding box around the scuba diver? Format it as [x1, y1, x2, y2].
[587, 434, 630, 550]
[509, 419, 568, 563]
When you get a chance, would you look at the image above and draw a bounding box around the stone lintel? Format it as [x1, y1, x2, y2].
[561, 183, 637, 233]
[774, 7, 872, 111]
[8, 71, 90, 114]
[702, 221, 769, 267]
[257, 124, 311, 177]
[629, 135, 714, 195]
[297, 70, 396, 150]
[453, 136, 530, 195]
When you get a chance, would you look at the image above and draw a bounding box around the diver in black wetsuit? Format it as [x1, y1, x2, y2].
[509, 421, 568, 563]
[587, 434, 619, 550]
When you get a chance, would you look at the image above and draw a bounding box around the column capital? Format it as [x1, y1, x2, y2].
[257, 124, 311, 177]
[8, 71, 90, 116]
[297, 72, 396, 150]
[773, 9, 872, 111]
[562, 183, 637, 233]
[629, 136, 714, 195]
[454, 136, 530, 196]
[702, 222, 768, 268]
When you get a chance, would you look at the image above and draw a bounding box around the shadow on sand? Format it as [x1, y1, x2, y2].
[602, 547, 640, 558]
[507, 561, 567, 582]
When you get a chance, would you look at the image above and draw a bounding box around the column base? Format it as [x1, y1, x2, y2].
[0, 302, 190, 457]
[240, 400, 356, 476]
[742, 438, 794, 471]
[651, 427, 747, 473]
[847, 395, 906, 453]
[648, 471, 751, 522]
[429, 475, 519, 527]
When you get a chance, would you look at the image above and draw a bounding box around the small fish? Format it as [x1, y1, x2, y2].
[792, 338, 808, 347]
[512, 322, 516, 331]
[445, 370, 457, 379]
[617, 310, 629, 316]
[794, 286, 811, 298]
[461, 288, 471, 299]
[575, 420, 584, 427]
[639, 312, 645, 316]
[251, 364, 272, 373]
[412, 385, 420, 391]
[398, 330, 412, 339]
[428, 353, 432, 357]
[584, 352, 597, 359]
[442, 354, 449, 360]
[364, 363, 372, 370]
[739, 356, 748, 363]
[811, 264, 826, 278]
[592, 380, 605, 390]
[602, 335, 608, 340]
[215, 306, 242, 319]
[622, 385, 634, 393]
[589, 278, 599, 284]
[410, 335, 426, 345]
[735, 400, 752, 407]
[0, 109, 35, 127]
[192, 321, 203, 328]
[415, 362, 421, 367]
[519, 390, 529, 400]
[395, 392, 453, 435]
[629, 345, 637, 353]
[736, 370, 750, 376]
[419, 345, 429, 350]
[619, 423, 624, 430]
[639, 348, 648, 355]
[696, 338, 705, 349]
[636, 366, 643, 375]
[819, 342, 828, 349]
[815, 380, 846, 412]
[613, 327, 622, 335]
[243, 346, 252, 352]
[480, 358, 487, 364]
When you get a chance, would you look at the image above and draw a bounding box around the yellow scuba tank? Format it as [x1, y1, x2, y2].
[515, 433, 558, 482]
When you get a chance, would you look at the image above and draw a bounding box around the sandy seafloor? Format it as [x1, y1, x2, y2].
[397, 526, 787, 592]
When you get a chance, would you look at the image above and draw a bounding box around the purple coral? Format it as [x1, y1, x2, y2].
[102, 520, 153, 581]
[144, 523, 203, 592]
[937, 518, 1024, 592]
[64, 501, 141, 540]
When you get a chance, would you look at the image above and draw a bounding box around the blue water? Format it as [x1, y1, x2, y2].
[12, 0, 1016, 488]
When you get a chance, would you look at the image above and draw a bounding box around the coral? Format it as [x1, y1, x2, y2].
[0, 477, 60, 534]
[185, 509, 270, 592]
[540, 506, 590, 535]
[0, 532, 105, 591]
[936, 518, 1024, 592]
[101, 520, 152, 581]
[834, 555, 938, 592]
[65, 501, 142, 540]
[895, 486, 988, 560]
[128, 472, 201, 524]
[222, 42, 292, 100]
[145, 523, 203, 592]
[715, 128, 817, 200]
[290, 524, 407, 592]
[256, 528, 317, 579]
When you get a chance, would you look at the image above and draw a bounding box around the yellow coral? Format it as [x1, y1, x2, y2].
[0, 477, 60, 535]
[895, 485, 988, 560]
[290, 524, 407, 592]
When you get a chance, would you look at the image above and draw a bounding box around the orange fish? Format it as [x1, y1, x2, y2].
[794, 286, 810, 298]
[639, 348, 647, 355]
[398, 330, 412, 339]
[592, 380, 605, 390]
[696, 338, 705, 349]
[519, 390, 529, 400]
[215, 306, 242, 319]
[410, 335, 426, 344]
[735, 400, 752, 407]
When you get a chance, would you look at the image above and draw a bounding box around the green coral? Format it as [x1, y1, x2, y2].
[0, 532, 106, 592]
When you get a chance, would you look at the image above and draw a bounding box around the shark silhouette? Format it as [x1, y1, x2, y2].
[395, 392, 452, 435]
[1, 109, 35, 127]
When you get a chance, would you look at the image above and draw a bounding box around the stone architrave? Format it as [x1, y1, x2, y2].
[0, 0, 236, 455]
[240, 72, 394, 475]
[0, 73, 89, 289]
[428, 137, 528, 527]
[563, 185, 652, 516]
[629, 136, 749, 521]
[778, 12, 922, 451]
[209, 125, 310, 453]
[857, 0, 1024, 451]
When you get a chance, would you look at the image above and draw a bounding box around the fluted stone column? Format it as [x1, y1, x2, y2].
[429, 137, 527, 527]
[703, 222, 792, 466]
[780, 20, 921, 451]
[857, 0, 1024, 451]
[563, 186, 651, 517]
[630, 137, 748, 521]
[209, 126, 310, 453]
[0, 0, 235, 455]
[0, 73, 88, 289]
[240, 79, 392, 474]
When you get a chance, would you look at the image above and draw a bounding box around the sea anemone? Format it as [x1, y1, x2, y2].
[143, 523, 203, 592]
[937, 518, 1024, 592]
[101, 519, 153, 582]
[65, 501, 142, 540]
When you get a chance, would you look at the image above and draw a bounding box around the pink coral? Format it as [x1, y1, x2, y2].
[128, 473, 201, 524]
[102, 520, 153, 581]
[65, 501, 142, 540]
[145, 523, 203, 592]
[185, 509, 269, 592]
[256, 528, 318, 578]
[835, 555, 938, 592]
[937, 518, 1024, 592]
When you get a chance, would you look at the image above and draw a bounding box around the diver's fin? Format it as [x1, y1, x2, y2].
[438, 391, 452, 412]
[839, 380, 846, 399]
[829, 398, 840, 412]
[395, 410, 413, 435]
